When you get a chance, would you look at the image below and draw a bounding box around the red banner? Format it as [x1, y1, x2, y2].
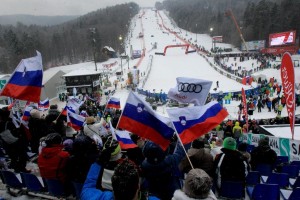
[241, 88, 248, 132]
[212, 36, 223, 42]
[260, 46, 298, 55]
[280, 53, 295, 139]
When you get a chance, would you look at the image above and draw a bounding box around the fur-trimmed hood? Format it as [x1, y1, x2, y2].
[172, 189, 217, 200]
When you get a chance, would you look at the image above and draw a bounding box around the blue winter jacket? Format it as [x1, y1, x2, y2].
[81, 162, 160, 200]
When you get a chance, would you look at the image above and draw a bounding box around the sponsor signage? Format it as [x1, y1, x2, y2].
[212, 36, 223, 42]
[241, 40, 265, 51]
[241, 133, 300, 161]
[260, 46, 298, 55]
[269, 30, 296, 47]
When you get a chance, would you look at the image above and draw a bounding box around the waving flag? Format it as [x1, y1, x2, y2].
[21, 103, 34, 128]
[0, 51, 43, 103]
[280, 53, 295, 140]
[168, 77, 212, 106]
[118, 92, 174, 150]
[61, 97, 84, 116]
[109, 121, 137, 149]
[115, 130, 138, 149]
[106, 97, 121, 109]
[167, 101, 228, 144]
[67, 111, 86, 131]
[38, 98, 49, 111]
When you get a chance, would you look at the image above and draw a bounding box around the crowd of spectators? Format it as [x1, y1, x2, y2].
[213, 53, 283, 78]
[0, 94, 292, 200]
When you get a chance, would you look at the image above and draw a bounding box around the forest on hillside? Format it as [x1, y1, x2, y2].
[0, 0, 299, 73]
[159, 0, 300, 48]
[0, 3, 139, 73]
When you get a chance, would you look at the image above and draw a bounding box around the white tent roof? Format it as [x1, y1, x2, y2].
[63, 68, 101, 77]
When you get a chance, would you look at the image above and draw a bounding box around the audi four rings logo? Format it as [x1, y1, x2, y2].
[178, 82, 202, 93]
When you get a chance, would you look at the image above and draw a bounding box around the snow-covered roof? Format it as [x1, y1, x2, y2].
[63, 68, 101, 77]
[0, 74, 10, 79]
[43, 70, 64, 84]
[260, 125, 300, 140]
[103, 46, 115, 52]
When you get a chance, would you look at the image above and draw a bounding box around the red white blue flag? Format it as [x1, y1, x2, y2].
[21, 102, 34, 128]
[38, 98, 50, 111]
[67, 110, 86, 131]
[167, 101, 228, 144]
[115, 130, 138, 149]
[0, 51, 43, 103]
[118, 92, 174, 150]
[61, 97, 84, 116]
[106, 97, 121, 109]
[109, 121, 137, 149]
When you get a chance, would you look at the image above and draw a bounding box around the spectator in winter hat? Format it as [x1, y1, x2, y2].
[250, 136, 277, 170]
[214, 137, 249, 191]
[172, 168, 217, 200]
[66, 134, 99, 184]
[38, 133, 70, 183]
[30, 109, 41, 119]
[179, 138, 214, 177]
[83, 116, 103, 147]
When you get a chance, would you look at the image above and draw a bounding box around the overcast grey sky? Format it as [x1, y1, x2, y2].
[0, 0, 161, 16]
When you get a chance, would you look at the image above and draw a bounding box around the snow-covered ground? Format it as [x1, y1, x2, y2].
[44, 9, 300, 139]
[44, 8, 300, 117]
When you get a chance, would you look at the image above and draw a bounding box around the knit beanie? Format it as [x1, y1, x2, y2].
[223, 137, 236, 150]
[258, 136, 269, 147]
[30, 109, 41, 119]
[183, 168, 212, 199]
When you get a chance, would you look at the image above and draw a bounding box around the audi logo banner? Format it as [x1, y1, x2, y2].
[167, 77, 213, 106]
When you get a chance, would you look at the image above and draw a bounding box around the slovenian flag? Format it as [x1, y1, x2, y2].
[21, 103, 34, 128]
[115, 130, 138, 149]
[38, 98, 50, 111]
[61, 97, 84, 116]
[0, 51, 43, 103]
[67, 110, 86, 131]
[167, 101, 228, 144]
[118, 92, 174, 150]
[109, 121, 137, 149]
[106, 97, 121, 109]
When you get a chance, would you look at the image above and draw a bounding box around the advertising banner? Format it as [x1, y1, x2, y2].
[240, 133, 300, 162]
[241, 40, 265, 51]
[280, 53, 295, 139]
[260, 46, 298, 55]
[212, 36, 223, 43]
[269, 30, 296, 47]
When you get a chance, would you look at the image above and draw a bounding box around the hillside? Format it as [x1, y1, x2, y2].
[0, 15, 79, 26]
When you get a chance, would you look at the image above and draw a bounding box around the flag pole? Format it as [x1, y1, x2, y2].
[54, 104, 66, 122]
[115, 92, 131, 130]
[170, 122, 194, 170]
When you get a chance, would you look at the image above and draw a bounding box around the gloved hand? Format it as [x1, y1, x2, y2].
[97, 146, 113, 166]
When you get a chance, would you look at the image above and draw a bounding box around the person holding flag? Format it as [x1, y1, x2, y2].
[0, 107, 30, 173]
[0, 51, 43, 103]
